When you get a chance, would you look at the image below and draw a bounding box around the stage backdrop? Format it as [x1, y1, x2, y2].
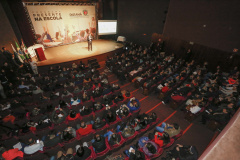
[25, 3, 96, 48]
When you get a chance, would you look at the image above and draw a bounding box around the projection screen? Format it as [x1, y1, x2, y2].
[98, 20, 117, 35]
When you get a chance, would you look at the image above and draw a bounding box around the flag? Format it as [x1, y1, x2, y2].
[15, 40, 20, 49]
[21, 39, 28, 54]
[11, 44, 17, 53]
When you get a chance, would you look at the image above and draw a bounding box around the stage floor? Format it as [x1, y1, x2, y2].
[37, 39, 123, 66]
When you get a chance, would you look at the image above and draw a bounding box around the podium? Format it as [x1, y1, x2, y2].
[35, 47, 46, 61]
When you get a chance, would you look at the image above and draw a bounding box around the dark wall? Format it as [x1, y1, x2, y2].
[118, 0, 170, 45]
[163, 0, 240, 53]
[0, 2, 18, 53]
[102, 0, 118, 20]
[6, 0, 36, 47]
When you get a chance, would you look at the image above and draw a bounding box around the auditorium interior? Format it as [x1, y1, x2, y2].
[0, 0, 240, 160]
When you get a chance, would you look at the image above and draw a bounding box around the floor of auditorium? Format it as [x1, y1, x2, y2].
[95, 61, 217, 158]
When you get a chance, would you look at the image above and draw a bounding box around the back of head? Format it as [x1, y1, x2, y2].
[162, 132, 170, 144]
[135, 150, 143, 159]
[70, 110, 76, 118]
[173, 123, 179, 130]
[96, 117, 101, 124]
[76, 145, 84, 157]
[146, 142, 156, 154]
[95, 134, 101, 142]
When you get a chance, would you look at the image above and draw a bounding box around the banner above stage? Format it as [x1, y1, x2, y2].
[24, 3, 96, 48]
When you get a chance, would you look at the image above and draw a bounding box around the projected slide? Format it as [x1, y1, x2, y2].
[98, 20, 117, 35]
[25, 3, 96, 48]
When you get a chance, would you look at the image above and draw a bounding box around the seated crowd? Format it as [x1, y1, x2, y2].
[0, 40, 239, 160]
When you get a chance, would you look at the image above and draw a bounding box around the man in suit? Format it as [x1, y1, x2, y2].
[87, 34, 93, 51]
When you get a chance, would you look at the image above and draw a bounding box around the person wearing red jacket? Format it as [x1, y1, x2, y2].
[154, 132, 170, 147]
[76, 122, 93, 136]
[1, 148, 24, 160]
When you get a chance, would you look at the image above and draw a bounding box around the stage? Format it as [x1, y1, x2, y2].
[37, 39, 124, 66]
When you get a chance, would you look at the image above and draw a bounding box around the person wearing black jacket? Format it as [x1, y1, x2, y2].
[80, 105, 92, 116]
[92, 117, 106, 130]
[108, 133, 121, 146]
[92, 134, 107, 153]
[129, 150, 145, 160]
[74, 144, 91, 160]
[43, 131, 62, 148]
[104, 110, 116, 123]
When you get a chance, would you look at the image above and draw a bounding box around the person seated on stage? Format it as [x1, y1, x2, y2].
[74, 143, 92, 160]
[51, 108, 67, 125]
[66, 110, 80, 121]
[156, 122, 181, 138]
[127, 97, 140, 112]
[104, 109, 116, 123]
[92, 117, 106, 130]
[76, 121, 93, 136]
[92, 134, 107, 153]
[154, 132, 170, 147]
[142, 141, 158, 157]
[80, 105, 92, 116]
[93, 101, 103, 111]
[116, 104, 130, 119]
[70, 96, 81, 106]
[42, 130, 62, 148]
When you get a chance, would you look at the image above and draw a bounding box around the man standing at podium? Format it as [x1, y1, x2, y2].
[87, 33, 93, 51]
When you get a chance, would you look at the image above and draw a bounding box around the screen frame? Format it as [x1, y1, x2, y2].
[98, 20, 117, 35]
